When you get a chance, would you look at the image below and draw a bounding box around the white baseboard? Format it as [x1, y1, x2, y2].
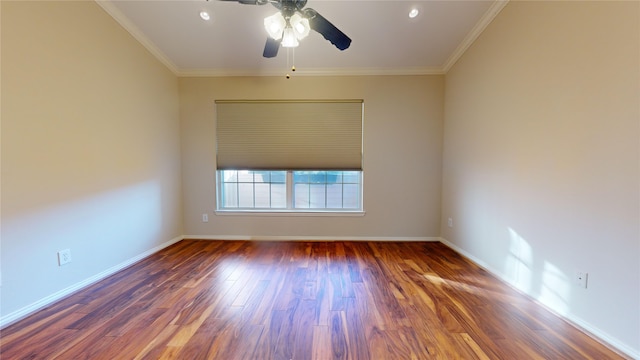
[0, 235, 184, 329]
[439, 237, 639, 360]
[0, 235, 433, 329]
[183, 235, 440, 242]
[10, 234, 632, 358]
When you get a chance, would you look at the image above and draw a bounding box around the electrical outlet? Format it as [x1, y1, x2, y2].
[576, 272, 588, 289]
[447, 217, 453, 228]
[58, 249, 72, 266]
[202, 213, 209, 222]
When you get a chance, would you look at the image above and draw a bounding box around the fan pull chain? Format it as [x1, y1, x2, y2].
[292, 48, 296, 73]
[286, 48, 291, 79]
[285, 48, 296, 79]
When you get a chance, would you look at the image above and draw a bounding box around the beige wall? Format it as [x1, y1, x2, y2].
[1, 1, 182, 319]
[442, 1, 639, 356]
[179, 75, 443, 239]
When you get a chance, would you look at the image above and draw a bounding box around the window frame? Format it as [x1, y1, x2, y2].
[215, 170, 364, 216]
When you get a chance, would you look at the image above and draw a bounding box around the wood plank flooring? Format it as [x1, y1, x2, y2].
[0, 240, 626, 359]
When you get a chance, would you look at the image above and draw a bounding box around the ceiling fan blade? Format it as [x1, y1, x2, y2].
[263, 37, 281, 58]
[303, 8, 351, 51]
[216, 0, 270, 4]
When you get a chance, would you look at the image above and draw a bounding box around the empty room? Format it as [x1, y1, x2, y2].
[1, 0, 638, 359]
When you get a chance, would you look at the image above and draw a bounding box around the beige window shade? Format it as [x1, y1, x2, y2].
[215, 100, 363, 170]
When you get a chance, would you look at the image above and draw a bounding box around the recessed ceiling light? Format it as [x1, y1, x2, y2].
[409, 8, 419, 19]
[200, 11, 211, 21]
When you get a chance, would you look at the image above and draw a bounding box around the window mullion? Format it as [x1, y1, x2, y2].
[235, 176, 239, 209]
[342, 181, 345, 209]
[269, 176, 272, 208]
[307, 179, 311, 209]
[324, 182, 328, 208]
[287, 171, 293, 209]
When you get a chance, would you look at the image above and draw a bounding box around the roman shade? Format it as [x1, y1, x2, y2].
[215, 100, 363, 170]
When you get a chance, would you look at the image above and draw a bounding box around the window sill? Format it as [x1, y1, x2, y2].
[214, 210, 365, 217]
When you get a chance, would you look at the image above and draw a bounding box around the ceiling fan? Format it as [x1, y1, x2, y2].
[216, 0, 352, 58]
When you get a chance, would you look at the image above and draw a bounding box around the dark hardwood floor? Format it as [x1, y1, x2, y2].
[0, 240, 625, 359]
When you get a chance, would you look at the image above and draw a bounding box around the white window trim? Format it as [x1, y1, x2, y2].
[214, 210, 366, 217]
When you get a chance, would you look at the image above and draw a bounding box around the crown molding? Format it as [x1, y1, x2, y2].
[442, 0, 510, 73]
[177, 66, 446, 78]
[96, 0, 507, 78]
[95, 0, 179, 75]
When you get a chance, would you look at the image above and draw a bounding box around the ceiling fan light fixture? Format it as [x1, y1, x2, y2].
[281, 27, 299, 47]
[249, 1, 351, 56]
[290, 12, 310, 40]
[264, 12, 286, 40]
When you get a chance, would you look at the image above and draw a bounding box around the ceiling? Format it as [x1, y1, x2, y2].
[99, 0, 507, 76]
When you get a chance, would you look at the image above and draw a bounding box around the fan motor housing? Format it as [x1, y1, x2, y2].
[273, 0, 308, 14]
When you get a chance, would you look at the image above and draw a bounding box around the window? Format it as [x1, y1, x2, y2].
[219, 170, 287, 209]
[215, 100, 364, 213]
[218, 170, 362, 211]
[293, 171, 361, 209]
